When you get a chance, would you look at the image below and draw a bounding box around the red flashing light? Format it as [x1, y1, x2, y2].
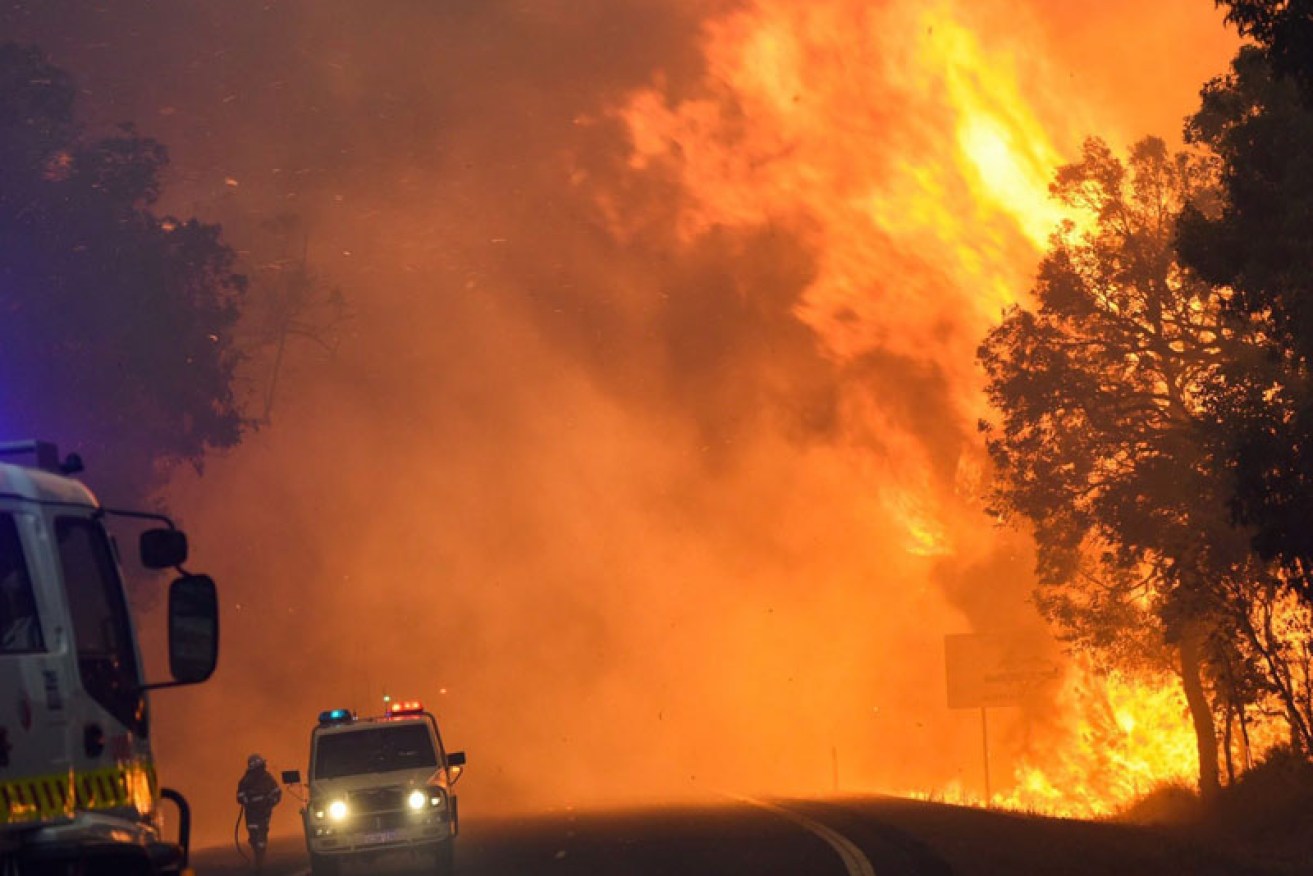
[386, 699, 425, 717]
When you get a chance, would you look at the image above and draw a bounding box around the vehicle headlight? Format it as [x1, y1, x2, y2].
[327, 800, 348, 821]
[429, 787, 446, 808]
[407, 789, 427, 810]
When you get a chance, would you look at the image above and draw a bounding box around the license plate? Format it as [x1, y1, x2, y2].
[359, 829, 401, 846]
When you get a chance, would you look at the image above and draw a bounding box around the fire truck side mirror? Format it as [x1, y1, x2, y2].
[168, 574, 219, 685]
[141, 528, 188, 569]
[282, 770, 302, 785]
[447, 750, 466, 784]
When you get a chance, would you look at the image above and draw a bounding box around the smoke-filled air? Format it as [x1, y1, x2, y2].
[2, 0, 1243, 846]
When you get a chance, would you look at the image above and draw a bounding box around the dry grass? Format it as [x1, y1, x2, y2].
[1195, 749, 1313, 871]
[822, 757, 1313, 876]
[1107, 748, 1313, 873]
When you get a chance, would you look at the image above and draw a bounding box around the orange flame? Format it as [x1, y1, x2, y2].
[613, 0, 1240, 813]
[620, 0, 1081, 363]
[617, 0, 1091, 562]
[1004, 668, 1199, 815]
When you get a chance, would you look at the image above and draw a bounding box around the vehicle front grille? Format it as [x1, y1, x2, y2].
[349, 787, 403, 814]
[355, 810, 414, 832]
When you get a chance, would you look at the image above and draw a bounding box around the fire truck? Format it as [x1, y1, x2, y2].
[283, 699, 465, 876]
[0, 440, 220, 875]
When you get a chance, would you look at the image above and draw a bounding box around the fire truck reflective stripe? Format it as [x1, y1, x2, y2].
[1, 763, 157, 825]
[31, 776, 69, 814]
[49, 777, 70, 809]
[31, 778, 52, 813]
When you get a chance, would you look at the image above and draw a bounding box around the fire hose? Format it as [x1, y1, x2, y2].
[232, 805, 252, 865]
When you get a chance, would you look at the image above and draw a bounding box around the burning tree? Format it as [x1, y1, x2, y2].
[978, 136, 1308, 797]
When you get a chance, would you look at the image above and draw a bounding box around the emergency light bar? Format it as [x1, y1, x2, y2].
[0, 440, 83, 474]
[318, 708, 354, 725]
[385, 700, 425, 717]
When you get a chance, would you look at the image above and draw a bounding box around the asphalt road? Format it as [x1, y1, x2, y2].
[189, 795, 1301, 876]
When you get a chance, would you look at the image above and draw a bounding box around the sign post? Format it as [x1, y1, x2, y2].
[944, 631, 1062, 803]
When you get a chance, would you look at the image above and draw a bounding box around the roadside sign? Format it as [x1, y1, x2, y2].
[944, 631, 1062, 709]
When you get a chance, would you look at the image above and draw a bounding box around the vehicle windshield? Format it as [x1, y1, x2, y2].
[314, 723, 437, 779]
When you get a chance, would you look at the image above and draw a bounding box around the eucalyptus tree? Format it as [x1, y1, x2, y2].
[1178, 46, 1313, 591]
[979, 136, 1257, 797]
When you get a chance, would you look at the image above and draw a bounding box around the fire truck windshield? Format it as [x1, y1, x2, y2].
[314, 723, 438, 779]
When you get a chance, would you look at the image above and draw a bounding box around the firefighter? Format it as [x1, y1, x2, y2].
[236, 753, 282, 871]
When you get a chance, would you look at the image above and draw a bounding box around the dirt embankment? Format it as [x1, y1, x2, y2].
[846, 756, 1313, 876]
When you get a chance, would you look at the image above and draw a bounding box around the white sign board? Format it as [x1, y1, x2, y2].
[944, 631, 1063, 709]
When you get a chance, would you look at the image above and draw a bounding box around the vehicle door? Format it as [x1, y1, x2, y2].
[0, 508, 74, 824]
[53, 513, 154, 819]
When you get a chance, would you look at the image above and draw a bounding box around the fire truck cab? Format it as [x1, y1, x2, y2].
[0, 440, 219, 875]
[284, 700, 465, 876]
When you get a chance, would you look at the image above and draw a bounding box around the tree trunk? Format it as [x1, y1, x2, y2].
[1220, 654, 1237, 785]
[1239, 705, 1252, 771]
[1179, 626, 1220, 800]
[1223, 704, 1235, 786]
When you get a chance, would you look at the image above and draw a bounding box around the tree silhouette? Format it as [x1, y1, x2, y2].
[1215, 1, 1313, 100]
[0, 43, 248, 507]
[1178, 46, 1313, 588]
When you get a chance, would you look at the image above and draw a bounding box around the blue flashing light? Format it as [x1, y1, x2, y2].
[318, 708, 354, 726]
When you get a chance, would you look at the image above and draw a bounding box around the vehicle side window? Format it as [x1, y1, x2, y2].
[56, 516, 147, 736]
[0, 513, 44, 654]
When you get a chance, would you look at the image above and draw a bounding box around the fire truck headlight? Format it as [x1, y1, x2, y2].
[407, 789, 427, 810]
[327, 800, 348, 821]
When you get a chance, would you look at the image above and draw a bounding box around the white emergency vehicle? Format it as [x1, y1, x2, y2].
[0, 440, 220, 875]
[283, 700, 465, 876]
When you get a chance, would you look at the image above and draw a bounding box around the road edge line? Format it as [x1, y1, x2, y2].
[739, 797, 877, 876]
